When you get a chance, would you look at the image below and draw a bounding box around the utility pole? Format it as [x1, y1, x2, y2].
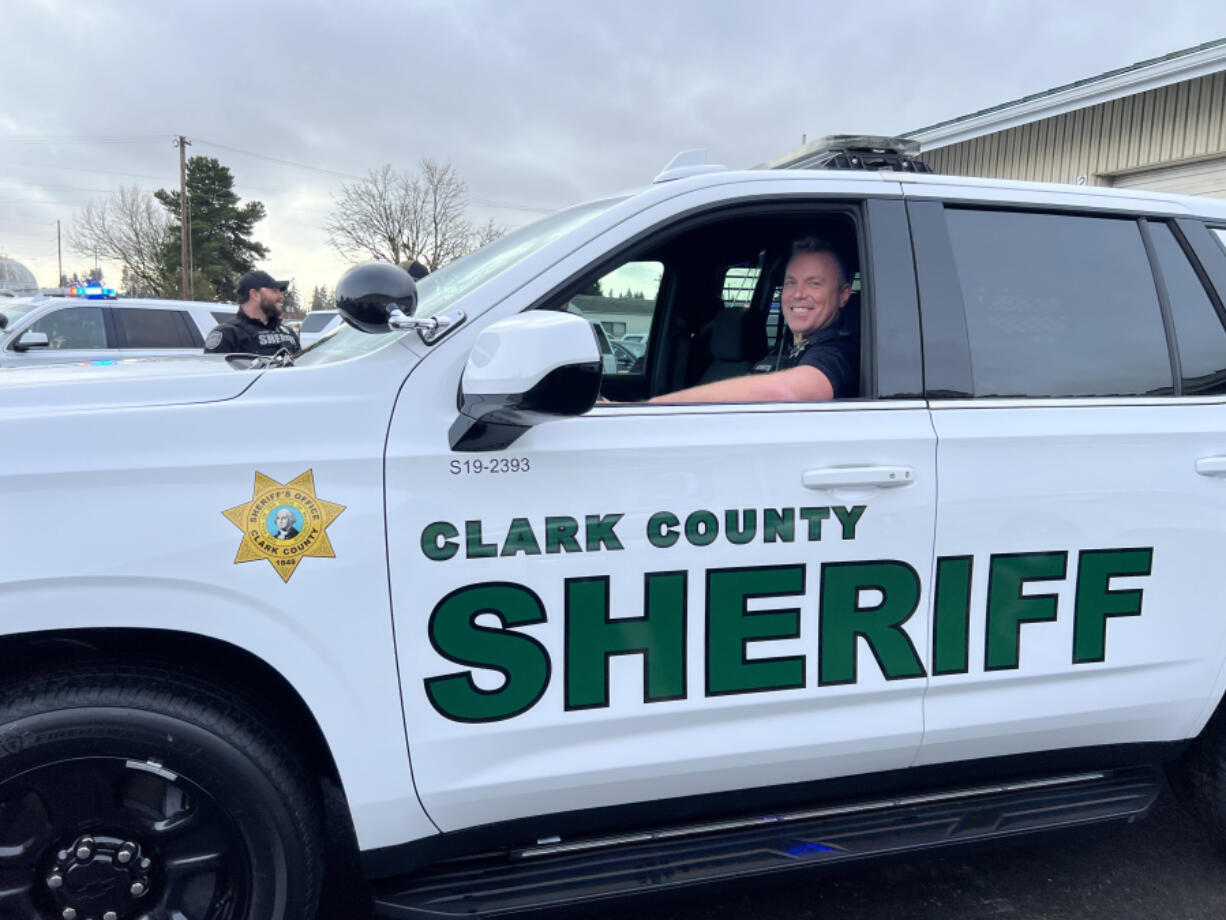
[174, 135, 191, 299]
[56, 219, 62, 288]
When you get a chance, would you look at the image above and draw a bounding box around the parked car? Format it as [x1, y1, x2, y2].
[612, 338, 646, 373]
[621, 331, 649, 345]
[591, 320, 618, 375]
[7, 141, 1226, 920]
[298, 309, 343, 347]
[0, 296, 220, 367]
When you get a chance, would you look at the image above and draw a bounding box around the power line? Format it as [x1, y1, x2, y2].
[0, 195, 88, 206]
[0, 159, 173, 183]
[0, 134, 169, 144]
[0, 180, 114, 194]
[193, 138, 366, 181]
[2, 138, 557, 220]
[193, 139, 555, 214]
[470, 196, 553, 214]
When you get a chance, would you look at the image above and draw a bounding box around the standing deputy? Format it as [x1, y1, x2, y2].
[204, 270, 300, 356]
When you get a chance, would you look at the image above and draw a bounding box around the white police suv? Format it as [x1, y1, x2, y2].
[0, 294, 221, 368]
[5, 140, 1226, 920]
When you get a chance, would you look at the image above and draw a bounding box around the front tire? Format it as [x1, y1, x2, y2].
[0, 666, 323, 920]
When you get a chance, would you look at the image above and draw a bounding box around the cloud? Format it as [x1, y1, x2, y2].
[4, 0, 1226, 294]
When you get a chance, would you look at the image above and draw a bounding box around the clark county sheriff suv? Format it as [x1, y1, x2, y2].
[6, 138, 1226, 920]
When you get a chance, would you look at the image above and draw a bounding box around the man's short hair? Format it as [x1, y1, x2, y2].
[790, 235, 849, 285]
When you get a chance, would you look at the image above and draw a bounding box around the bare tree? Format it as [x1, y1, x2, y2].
[69, 186, 172, 296]
[411, 159, 472, 271]
[325, 164, 417, 265]
[325, 158, 505, 272]
[469, 217, 506, 251]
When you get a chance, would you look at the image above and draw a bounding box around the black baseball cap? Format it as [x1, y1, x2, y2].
[236, 269, 289, 300]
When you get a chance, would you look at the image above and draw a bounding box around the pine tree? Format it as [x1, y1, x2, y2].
[155, 157, 269, 302]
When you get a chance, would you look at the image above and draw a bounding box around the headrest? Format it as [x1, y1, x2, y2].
[710, 308, 765, 361]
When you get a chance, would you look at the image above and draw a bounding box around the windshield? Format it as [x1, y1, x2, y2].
[295, 195, 627, 367]
[0, 304, 36, 330]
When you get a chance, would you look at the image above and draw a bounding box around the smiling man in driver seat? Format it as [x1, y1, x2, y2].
[649, 235, 857, 404]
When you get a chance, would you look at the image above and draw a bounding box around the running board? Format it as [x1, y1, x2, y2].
[371, 766, 1163, 918]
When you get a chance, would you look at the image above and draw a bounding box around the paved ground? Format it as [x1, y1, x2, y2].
[585, 789, 1226, 920]
[323, 787, 1226, 919]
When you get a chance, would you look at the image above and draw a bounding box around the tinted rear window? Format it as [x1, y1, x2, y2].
[1150, 222, 1226, 395]
[113, 307, 202, 348]
[945, 209, 1172, 398]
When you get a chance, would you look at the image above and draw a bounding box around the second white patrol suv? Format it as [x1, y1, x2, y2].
[0, 295, 221, 367]
[4, 140, 1226, 919]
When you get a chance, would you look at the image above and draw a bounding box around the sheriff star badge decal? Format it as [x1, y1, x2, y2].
[223, 471, 346, 582]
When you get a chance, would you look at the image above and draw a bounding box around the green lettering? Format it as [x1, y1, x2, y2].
[647, 512, 680, 548]
[585, 514, 624, 552]
[424, 582, 551, 722]
[685, 510, 719, 546]
[545, 516, 582, 554]
[421, 521, 458, 561]
[932, 555, 973, 675]
[799, 507, 829, 541]
[763, 508, 794, 543]
[501, 518, 542, 557]
[706, 565, 806, 695]
[986, 552, 1067, 671]
[724, 509, 757, 545]
[832, 505, 866, 540]
[1073, 548, 1152, 664]
[565, 573, 687, 709]
[465, 520, 496, 558]
[819, 561, 925, 685]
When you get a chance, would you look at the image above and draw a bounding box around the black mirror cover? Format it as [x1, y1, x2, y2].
[335, 261, 418, 334]
[450, 362, 601, 451]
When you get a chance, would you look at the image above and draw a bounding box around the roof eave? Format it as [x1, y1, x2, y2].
[905, 42, 1226, 152]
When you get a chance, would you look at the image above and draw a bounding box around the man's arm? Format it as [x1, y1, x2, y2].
[203, 324, 237, 354]
[648, 365, 835, 404]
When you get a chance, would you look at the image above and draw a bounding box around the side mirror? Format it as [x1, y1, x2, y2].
[449, 312, 602, 451]
[334, 261, 418, 334]
[13, 331, 49, 352]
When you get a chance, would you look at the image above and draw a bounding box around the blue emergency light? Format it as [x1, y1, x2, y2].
[71, 285, 117, 299]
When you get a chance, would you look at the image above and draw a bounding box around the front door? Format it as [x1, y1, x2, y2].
[384, 189, 938, 832]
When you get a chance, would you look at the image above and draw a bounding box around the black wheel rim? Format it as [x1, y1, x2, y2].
[0, 755, 251, 920]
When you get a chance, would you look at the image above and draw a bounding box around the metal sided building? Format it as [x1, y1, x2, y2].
[764, 38, 1226, 199]
[910, 39, 1226, 197]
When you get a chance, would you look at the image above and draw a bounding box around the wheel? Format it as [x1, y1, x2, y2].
[0, 666, 323, 920]
[1168, 705, 1226, 842]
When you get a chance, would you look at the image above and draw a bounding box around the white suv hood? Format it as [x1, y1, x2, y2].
[0, 356, 257, 416]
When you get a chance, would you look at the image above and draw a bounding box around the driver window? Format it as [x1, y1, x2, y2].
[542, 209, 863, 404]
[565, 261, 662, 377]
[29, 307, 107, 349]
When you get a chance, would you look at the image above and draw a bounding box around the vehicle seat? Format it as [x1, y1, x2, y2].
[698, 307, 768, 384]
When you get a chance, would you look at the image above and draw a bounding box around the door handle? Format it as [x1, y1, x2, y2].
[1195, 456, 1226, 477]
[802, 465, 915, 490]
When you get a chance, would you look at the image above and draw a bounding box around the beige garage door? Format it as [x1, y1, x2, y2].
[1109, 156, 1226, 198]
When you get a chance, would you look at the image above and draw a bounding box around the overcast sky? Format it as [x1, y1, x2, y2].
[5, 0, 1226, 300]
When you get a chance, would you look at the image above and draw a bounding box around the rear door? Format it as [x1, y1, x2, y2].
[910, 192, 1226, 766]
